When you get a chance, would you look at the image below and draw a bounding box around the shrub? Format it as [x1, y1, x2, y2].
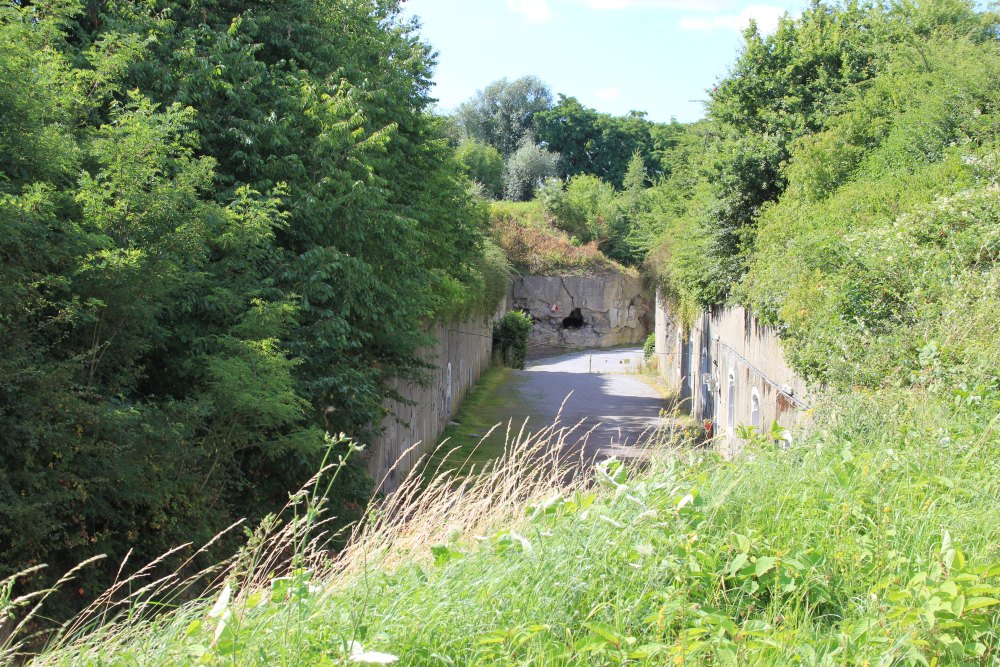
[455, 139, 504, 199]
[489, 208, 619, 275]
[539, 173, 618, 244]
[642, 332, 656, 359]
[492, 311, 533, 369]
[503, 139, 559, 201]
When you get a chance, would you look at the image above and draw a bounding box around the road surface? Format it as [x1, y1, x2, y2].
[468, 347, 669, 465]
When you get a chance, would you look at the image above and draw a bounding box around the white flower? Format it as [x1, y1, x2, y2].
[347, 641, 399, 664]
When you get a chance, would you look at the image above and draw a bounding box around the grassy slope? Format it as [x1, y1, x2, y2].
[26, 383, 1000, 666]
[489, 201, 625, 276]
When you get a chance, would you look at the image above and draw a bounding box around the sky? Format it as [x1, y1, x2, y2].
[400, 0, 811, 123]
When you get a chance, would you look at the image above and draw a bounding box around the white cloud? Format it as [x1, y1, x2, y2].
[679, 4, 786, 35]
[577, 0, 730, 9]
[594, 86, 621, 100]
[507, 0, 553, 22]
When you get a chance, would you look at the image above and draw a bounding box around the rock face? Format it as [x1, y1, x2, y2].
[512, 273, 651, 350]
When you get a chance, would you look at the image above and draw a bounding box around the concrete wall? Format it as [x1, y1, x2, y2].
[654, 292, 809, 455]
[512, 273, 652, 352]
[366, 309, 503, 491]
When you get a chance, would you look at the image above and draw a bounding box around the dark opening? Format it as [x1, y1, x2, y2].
[561, 308, 585, 329]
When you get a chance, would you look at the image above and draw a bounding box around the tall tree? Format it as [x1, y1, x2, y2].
[0, 0, 498, 620]
[535, 96, 662, 188]
[455, 75, 553, 157]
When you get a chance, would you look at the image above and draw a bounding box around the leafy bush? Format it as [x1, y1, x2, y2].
[503, 139, 560, 201]
[489, 204, 620, 275]
[642, 332, 656, 359]
[455, 139, 504, 199]
[736, 21, 1000, 388]
[0, 0, 491, 621]
[492, 311, 533, 369]
[539, 174, 617, 244]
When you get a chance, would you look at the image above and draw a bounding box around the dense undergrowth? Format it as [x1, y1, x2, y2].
[489, 200, 625, 275]
[0, 0, 508, 621]
[17, 379, 1000, 665]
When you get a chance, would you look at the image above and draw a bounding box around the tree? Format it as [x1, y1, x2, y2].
[535, 96, 663, 188]
[455, 76, 553, 157]
[503, 137, 559, 201]
[0, 0, 498, 621]
[455, 139, 505, 198]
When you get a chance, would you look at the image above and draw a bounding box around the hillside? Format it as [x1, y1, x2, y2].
[488, 201, 625, 275]
[22, 387, 1000, 665]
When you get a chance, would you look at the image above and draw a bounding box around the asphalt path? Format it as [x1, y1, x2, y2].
[477, 347, 669, 464]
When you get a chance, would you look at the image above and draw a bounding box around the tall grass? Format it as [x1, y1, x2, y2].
[14, 384, 1000, 665]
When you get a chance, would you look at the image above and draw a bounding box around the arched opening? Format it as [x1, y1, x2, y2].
[751, 389, 761, 430]
[561, 308, 585, 329]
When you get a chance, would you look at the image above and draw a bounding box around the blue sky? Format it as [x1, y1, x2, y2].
[401, 0, 810, 123]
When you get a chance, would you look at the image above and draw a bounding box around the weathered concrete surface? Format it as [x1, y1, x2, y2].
[512, 273, 651, 351]
[367, 306, 505, 492]
[654, 293, 809, 455]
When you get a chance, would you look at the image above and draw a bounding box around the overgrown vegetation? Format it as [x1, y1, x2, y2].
[492, 311, 534, 370]
[8, 0, 1000, 663]
[19, 382, 1000, 665]
[0, 0, 503, 621]
[644, 0, 1000, 344]
[488, 201, 621, 275]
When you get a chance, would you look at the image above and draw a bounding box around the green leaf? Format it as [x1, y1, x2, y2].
[582, 622, 623, 646]
[755, 556, 776, 578]
[965, 597, 1000, 611]
[628, 644, 667, 659]
[726, 553, 749, 577]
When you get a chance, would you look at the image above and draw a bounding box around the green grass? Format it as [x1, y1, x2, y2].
[423, 366, 525, 479]
[21, 381, 1000, 666]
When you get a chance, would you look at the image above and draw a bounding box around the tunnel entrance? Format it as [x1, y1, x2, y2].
[561, 307, 585, 329]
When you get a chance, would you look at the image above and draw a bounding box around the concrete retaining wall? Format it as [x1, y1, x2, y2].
[512, 273, 651, 352]
[366, 308, 503, 492]
[654, 293, 809, 455]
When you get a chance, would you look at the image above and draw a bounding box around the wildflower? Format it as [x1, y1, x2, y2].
[347, 641, 399, 664]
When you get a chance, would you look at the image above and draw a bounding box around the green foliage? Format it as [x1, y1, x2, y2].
[488, 201, 622, 275]
[455, 139, 505, 199]
[0, 0, 497, 622]
[646, 2, 906, 309]
[539, 174, 617, 244]
[535, 95, 676, 188]
[455, 75, 553, 158]
[648, 0, 1000, 337]
[536, 157, 649, 266]
[643, 332, 656, 360]
[31, 383, 1000, 665]
[492, 311, 533, 370]
[502, 138, 559, 201]
[736, 5, 1000, 388]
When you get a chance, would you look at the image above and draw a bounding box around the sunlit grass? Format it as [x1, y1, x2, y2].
[424, 367, 526, 479]
[16, 381, 1000, 665]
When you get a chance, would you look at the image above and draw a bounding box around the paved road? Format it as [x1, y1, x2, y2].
[474, 347, 669, 465]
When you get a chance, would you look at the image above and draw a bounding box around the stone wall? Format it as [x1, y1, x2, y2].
[366, 307, 504, 492]
[512, 273, 651, 351]
[654, 293, 809, 455]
